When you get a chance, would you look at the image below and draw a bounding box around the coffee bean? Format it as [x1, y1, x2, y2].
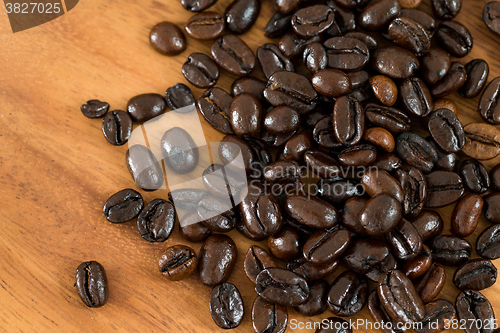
[161, 127, 199, 174]
[370, 75, 398, 106]
[101, 110, 132, 146]
[427, 137, 460, 172]
[399, 78, 433, 118]
[400, 244, 432, 279]
[400, 0, 422, 8]
[185, 12, 224, 40]
[385, 218, 422, 260]
[264, 160, 302, 184]
[182, 53, 219, 89]
[365, 104, 411, 134]
[221, 135, 273, 179]
[312, 69, 351, 98]
[303, 225, 351, 265]
[325, 0, 357, 36]
[360, 193, 402, 236]
[281, 129, 315, 162]
[125, 145, 164, 191]
[127, 93, 167, 123]
[292, 5, 335, 37]
[255, 268, 310, 306]
[362, 169, 404, 202]
[303, 150, 341, 180]
[209, 283, 244, 329]
[328, 271, 368, 317]
[165, 83, 196, 111]
[373, 153, 402, 173]
[477, 224, 500, 260]
[397, 132, 438, 173]
[484, 192, 500, 224]
[287, 257, 339, 282]
[279, 33, 321, 59]
[451, 194, 483, 238]
[257, 44, 295, 80]
[484, 1, 500, 35]
[261, 129, 297, 148]
[295, 279, 329, 317]
[429, 235, 471, 266]
[268, 228, 301, 261]
[149, 22, 186, 56]
[430, 62, 467, 99]
[197, 196, 237, 233]
[401, 8, 437, 37]
[304, 42, 328, 74]
[224, 0, 260, 34]
[324, 37, 370, 71]
[75, 261, 108, 308]
[181, 0, 217, 12]
[425, 171, 464, 208]
[211, 35, 256, 76]
[395, 167, 427, 217]
[359, 0, 401, 31]
[230, 93, 263, 138]
[409, 210, 443, 242]
[363, 128, 395, 152]
[168, 188, 209, 211]
[198, 87, 234, 134]
[388, 17, 430, 57]
[341, 197, 368, 235]
[264, 71, 317, 113]
[347, 70, 373, 103]
[455, 290, 495, 333]
[81, 99, 109, 118]
[265, 11, 293, 38]
[313, 116, 342, 149]
[453, 259, 497, 290]
[338, 144, 377, 167]
[414, 262, 446, 303]
[435, 20, 472, 58]
[432, 0, 462, 20]
[198, 234, 237, 286]
[415, 300, 457, 333]
[285, 194, 338, 229]
[462, 123, 500, 160]
[459, 159, 490, 194]
[137, 199, 176, 242]
[203, 164, 245, 200]
[332, 96, 364, 146]
[252, 296, 288, 333]
[428, 108, 465, 153]
[460, 59, 489, 99]
[275, 0, 301, 14]
[179, 212, 212, 242]
[420, 47, 451, 86]
[244, 245, 277, 283]
[367, 290, 403, 333]
[434, 98, 458, 115]
[158, 245, 197, 281]
[231, 77, 266, 105]
[345, 32, 378, 51]
[479, 77, 500, 125]
[372, 46, 419, 79]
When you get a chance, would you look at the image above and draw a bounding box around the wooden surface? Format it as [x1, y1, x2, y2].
[0, 0, 499, 332]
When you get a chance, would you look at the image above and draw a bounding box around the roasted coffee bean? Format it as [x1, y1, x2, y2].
[328, 271, 368, 317]
[244, 245, 277, 283]
[435, 20, 473, 58]
[313, 116, 342, 149]
[264, 106, 300, 136]
[312, 69, 351, 98]
[363, 128, 395, 152]
[429, 235, 471, 266]
[414, 262, 446, 303]
[388, 17, 430, 57]
[427, 137, 460, 172]
[224, 0, 260, 34]
[137, 199, 175, 242]
[324, 37, 370, 71]
[127, 93, 167, 123]
[420, 47, 451, 86]
[367, 290, 404, 333]
[395, 167, 427, 217]
[185, 12, 224, 40]
[347, 70, 373, 103]
[462, 123, 500, 160]
[182, 53, 219, 89]
[279, 33, 321, 59]
[365, 104, 411, 134]
[415, 300, 457, 333]
[81, 99, 109, 118]
[372, 46, 419, 79]
[75, 261, 108, 308]
[304, 149, 341, 179]
[456, 290, 495, 333]
[197, 197, 237, 233]
[264, 160, 302, 184]
[294, 279, 329, 317]
[432, 0, 462, 20]
[370, 75, 398, 106]
[427, 108, 465, 153]
[484, 192, 500, 224]
[125, 145, 164, 191]
[434, 98, 458, 115]
[281, 129, 315, 162]
[202, 164, 245, 200]
[261, 129, 298, 148]
[265, 11, 293, 38]
[198, 234, 237, 286]
[303, 42, 328, 74]
[229, 93, 262, 138]
[410, 210, 443, 242]
[360, 194, 402, 237]
[257, 44, 295, 80]
[209, 283, 243, 329]
[161, 127, 199, 174]
[453, 259, 497, 290]
[149, 22, 186, 56]
[255, 268, 310, 306]
[492, 163, 500, 191]
[268, 228, 301, 261]
[285, 194, 338, 229]
[317, 178, 364, 206]
[101, 110, 132, 146]
[198, 87, 233, 134]
[264, 71, 317, 113]
[479, 77, 500, 125]
[385, 219, 422, 260]
[181, 0, 217, 12]
[378, 270, 425, 324]
[303, 226, 351, 265]
[362, 169, 404, 202]
[459, 159, 490, 194]
[325, 0, 357, 36]
[275, 0, 301, 14]
[431, 62, 467, 99]
[399, 78, 433, 118]
[179, 212, 212, 242]
[158, 245, 197, 281]
[359, 0, 401, 31]
[168, 188, 209, 211]
[252, 296, 288, 333]
[338, 144, 377, 167]
[400, 245, 432, 279]
[344, 32, 378, 51]
[221, 135, 272, 178]
[477, 224, 500, 260]
[397, 132, 438, 173]
[287, 257, 339, 282]
[236, 218, 267, 241]
[231, 77, 266, 104]
[165, 83, 196, 111]
[341, 197, 369, 235]
[425, 171, 464, 208]
[401, 8, 436, 37]
[211, 35, 255, 76]
[373, 153, 402, 173]
[332, 96, 364, 146]
[484, 1, 500, 35]
[460, 59, 489, 99]
[292, 5, 334, 37]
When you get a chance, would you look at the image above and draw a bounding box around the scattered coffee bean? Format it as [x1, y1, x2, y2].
[211, 35, 256, 77]
[102, 110, 132, 146]
[185, 12, 224, 40]
[165, 83, 196, 111]
[244, 245, 277, 283]
[209, 283, 244, 329]
[161, 127, 199, 174]
[137, 199, 176, 242]
[127, 93, 167, 123]
[158, 245, 197, 281]
[429, 235, 471, 266]
[455, 290, 495, 333]
[462, 123, 500, 160]
[255, 268, 310, 307]
[434, 20, 472, 58]
[425, 171, 464, 208]
[461, 59, 489, 99]
[182, 53, 219, 89]
[75, 261, 108, 308]
[103, 189, 143, 223]
[149, 22, 186, 56]
[252, 296, 288, 333]
[81, 100, 109, 119]
[478, 77, 500, 125]
[432, 0, 462, 20]
[484, 1, 500, 35]
[198, 234, 237, 286]
[414, 262, 446, 303]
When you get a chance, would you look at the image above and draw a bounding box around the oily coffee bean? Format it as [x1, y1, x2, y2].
[459, 159, 490, 194]
[230, 93, 262, 137]
[456, 290, 495, 333]
[434, 20, 473, 58]
[211, 35, 256, 77]
[372, 46, 419, 79]
[237, 218, 266, 241]
[268, 228, 301, 261]
[149, 22, 186, 56]
[179, 212, 212, 242]
[304, 149, 341, 179]
[252, 296, 288, 333]
[75, 261, 108, 308]
[425, 171, 464, 208]
[367, 290, 405, 333]
[429, 235, 471, 266]
[427, 108, 465, 153]
[264, 106, 300, 136]
[363, 127, 395, 152]
[324, 37, 370, 71]
[492, 163, 500, 191]
[479, 77, 500, 125]
[365, 104, 411, 134]
[409, 210, 443, 242]
[432, 0, 462, 20]
[292, 5, 335, 37]
[244, 245, 277, 283]
[385, 219, 422, 261]
[427, 137, 460, 172]
[224, 0, 260, 34]
[257, 44, 295, 80]
[285, 194, 338, 229]
[81, 99, 109, 118]
[395, 167, 427, 217]
[287, 257, 340, 282]
[370, 75, 398, 106]
[400, 245, 432, 279]
[373, 153, 402, 173]
[362, 169, 404, 203]
[165, 83, 196, 111]
[378, 270, 425, 324]
[399, 78, 433, 118]
[415, 300, 457, 333]
[231, 77, 267, 104]
[102, 110, 132, 146]
[209, 283, 244, 329]
[338, 144, 377, 167]
[281, 129, 315, 162]
[168, 188, 209, 211]
[261, 129, 297, 148]
[275, 0, 301, 14]
[359, 0, 401, 31]
[484, 1, 500, 35]
[158, 245, 197, 281]
[202, 164, 245, 199]
[414, 262, 446, 303]
[264, 160, 302, 184]
[420, 47, 451, 86]
[313, 116, 342, 149]
[328, 271, 369, 317]
[185, 12, 224, 40]
[477, 224, 500, 260]
[317, 178, 364, 206]
[137, 199, 176, 242]
[388, 17, 430, 57]
[325, 0, 357, 36]
[397, 132, 438, 174]
[341, 197, 368, 235]
[461, 59, 489, 99]
[400, 9, 437, 37]
[279, 33, 322, 59]
[304, 42, 328, 74]
[198, 234, 237, 286]
[125, 145, 164, 191]
[294, 279, 329, 317]
[161, 127, 199, 174]
[197, 196, 237, 233]
[453, 259, 497, 291]
[198, 87, 233, 135]
[127, 93, 167, 123]
[312, 70, 351, 98]
[462, 123, 500, 160]
[264, 71, 317, 113]
[182, 53, 219, 89]
[265, 11, 293, 38]
[303, 226, 351, 265]
[434, 98, 458, 115]
[333, 96, 364, 146]
[255, 268, 310, 307]
[181, 0, 217, 12]
[430, 62, 467, 99]
[360, 194, 402, 236]
[344, 32, 378, 51]
[451, 194, 483, 237]
[484, 192, 500, 224]
[284, 218, 315, 244]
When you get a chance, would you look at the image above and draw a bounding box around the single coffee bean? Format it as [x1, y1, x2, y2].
[264, 160, 302, 184]
[229, 93, 262, 138]
[292, 5, 335, 37]
[453, 259, 497, 290]
[385, 219, 422, 260]
[425, 171, 464, 208]
[125, 145, 164, 191]
[197, 196, 237, 233]
[341, 197, 368, 235]
[434, 98, 458, 115]
[459, 159, 490, 194]
[430, 62, 467, 99]
[252, 296, 288, 333]
[181, 0, 217, 12]
[420, 47, 451, 86]
[427, 138, 460, 172]
[317, 178, 364, 206]
[275, 0, 301, 14]
[324, 37, 370, 71]
[244, 245, 277, 283]
[101, 110, 132, 146]
[338, 144, 377, 167]
[185, 12, 224, 40]
[295, 279, 329, 317]
[484, 192, 500, 224]
[179, 212, 212, 242]
[81, 99, 109, 118]
[328, 271, 368, 317]
[287, 257, 339, 282]
[345, 32, 378, 51]
[265, 11, 293, 38]
[427, 108, 465, 153]
[158, 245, 197, 281]
[400, 245, 432, 279]
[325, 0, 357, 36]
[388, 17, 430, 57]
[312, 69, 351, 98]
[367, 290, 404, 333]
[359, 0, 401, 31]
[432, 0, 462, 20]
[415, 300, 457, 333]
[362, 169, 404, 202]
[363, 128, 395, 152]
[149, 22, 186, 56]
[211, 35, 255, 76]
[304, 42, 328, 74]
[490, 163, 500, 191]
[255, 268, 310, 306]
[165, 83, 196, 111]
[399, 78, 433, 118]
[279, 33, 321, 59]
[395, 167, 427, 217]
[257, 44, 295, 80]
[313, 116, 342, 149]
[224, 0, 260, 34]
[400, 8, 436, 37]
[414, 262, 446, 303]
[365, 104, 411, 134]
[410, 210, 443, 242]
[333, 96, 364, 146]
[209, 283, 244, 329]
[456, 290, 496, 333]
[429, 235, 471, 266]
[127, 93, 167, 123]
[285, 194, 338, 229]
[451, 194, 483, 237]
[462, 123, 500, 160]
[236, 218, 266, 241]
[137, 199, 176, 242]
[303, 226, 351, 265]
[161, 127, 199, 174]
[75, 261, 108, 308]
[198, 87, 234, 134]
[484, 1, 500, 35]
[370, 75, 398, 106]
[168, 188, 209, 211]
[360, 193, 402, 236]
[460, 59, 489, 99]
[268, 228, 301, 261]
[372, 46, 419, 79]
[397, 132, 438, 173]
[435, 20, 473, 58]
[304, 149, 341, 179]
[477, 224, 500, 260]
[373, 153, 402, 173]
[182, 53, 219, 89]
[478, 77, 500, 125]
[231, 77, 266, 105]
[264, 106, 300, 137]
[264, 71, 317, 113]
[197, 234, 237, 286]
[281, 129, 315, 162]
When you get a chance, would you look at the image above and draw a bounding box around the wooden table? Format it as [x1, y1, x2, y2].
[0, 0, 499, 331]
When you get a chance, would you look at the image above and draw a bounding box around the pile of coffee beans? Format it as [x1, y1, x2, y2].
[77, 0, 500, 332]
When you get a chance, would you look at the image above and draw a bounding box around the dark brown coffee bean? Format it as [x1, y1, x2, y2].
[484, 192, 500, 224]
[410, 210, 443, 242]
[285, 194, 338, 229]
[451, 194, 483, 237]
[435, 20, 473, 58]
[303, 42, 328, 74]
[400, 8, 436, 37]
[397, 132, 438, 173]
[338, 144, 377, 167]
[264, 106, 300, 136]
[395, 167, 427, 217]
[324, 37, 370, 71]
[258, 44, 295, 80]
[281, 129, 315, 162]
[425, 171, 464, 208]
[325, 0, 357, 36]
[137, 199, 175, 242]
[341, 197, 369, 235]
[182, 53, 219, 89]
[125, 145, 164, 191]
[415, 300, 457, 333]
[231, 77, 266, 104]
[362, 169, 404, 202]
[255, 268, 310, 306]
[197, 196, 237, 233]
[210, 283, 244, 329]
[328, 271, 368, 317]
[431, 62, 467, 99]
[75, 261, 108, 308]
[101, 110, 132, 146]
[312, 69, 351, 98]
[81, 99, 109, 118]
[460, 59, 489, 99]
[304, 149, 341, 179]
[158, 245, 197, 281]
[279, 33, 322, 59]
[276, 0, 301, 14]
[344, 32, 378, 51]
[385, 219, 422, 260]
[427, 108, 465, 153]
[202, 164, 245, 200]
[303, 226, 351, 265]
[268, 227, 301, 261]
[360, 193, 402, 236]
[265, 71, 317, 113]
[414, 262, 446, 303]
[313, 116, 342, 149]
[211, 35, 256, 76]
[317, 178, 363, 206]
[432, 0, 462, 20]
[459, 159, 490, 194]
[149, 22, 186, 56]
[264, 160, 302, 184]
[427, 137, 460, 172]
[462, 123, 500, 160]
[179, 212, 212, 242]
[165, 83, 196, 111]
[244, 245, 277, 283]
[359, 0, 401, 31]
[127, 93, 167, 123]
[168, 188, 209, 211]
[388, 17, 430, 56]
[332, 96, 364, 146]
[370, 75, 398, 106]
[365, 104, 411, 134]
[477, 224, 500, 260]
[295, 279, 329, 317]
[161, 127, 199, 174]
[400, 245, 432, 279]
[252, 296, 288, 333]
[492, 163, 500, 191]
[367, 290, 404, 333]
[420, 47, 451, 86]
[363, 128, 396, 152]
[484, 1, 500, 35]
[181, 0, 217, 12]
[372, 46, 419, 79]
[453, 259, 497, 290]
[224, 0, 260, 34]
[373, 153, 402, 173]
[198, 234, 237, 286]
[287, 257, 339, 282]
[399, 78, 433, 118]
[185, 12, 224, 40]
[456, 290, 495, 333]
[479, 77, 500, 125]
[265, 11, 293, 38]
[292, 5, 335, 37]
[198, 87, 233, 134]
[429, 235, 471, 266]
[229, 93, 262, 138]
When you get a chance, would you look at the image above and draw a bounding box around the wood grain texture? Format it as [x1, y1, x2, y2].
[0, 0, 499, 332]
